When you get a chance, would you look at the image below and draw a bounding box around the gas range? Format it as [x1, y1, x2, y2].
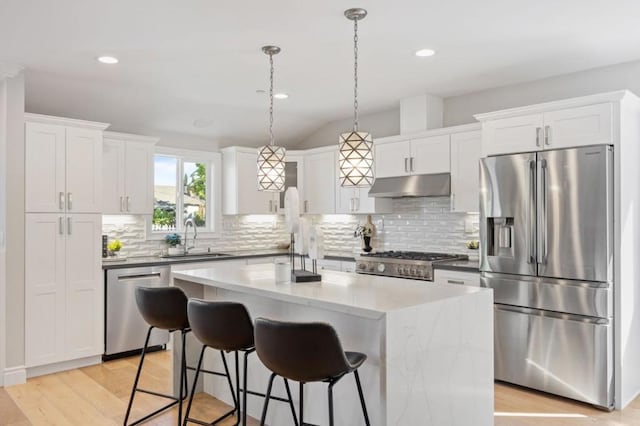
[356, 251, 468, 281]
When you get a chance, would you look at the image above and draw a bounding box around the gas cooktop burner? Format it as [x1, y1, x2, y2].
[360, 251, 463, 262]
[356, 251, 468, 281]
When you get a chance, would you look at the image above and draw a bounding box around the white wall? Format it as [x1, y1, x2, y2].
[0, 78, 7, 385]
[296, 108, 400, 149]
[444, 59, 640, 126]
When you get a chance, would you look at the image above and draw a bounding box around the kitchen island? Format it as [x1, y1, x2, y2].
[173, 264, 493, 426]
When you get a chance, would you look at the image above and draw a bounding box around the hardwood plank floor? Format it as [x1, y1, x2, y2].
[3, 351, 640, 425]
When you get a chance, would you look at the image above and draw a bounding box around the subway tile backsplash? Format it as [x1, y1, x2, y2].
[102, 197, 479, 258]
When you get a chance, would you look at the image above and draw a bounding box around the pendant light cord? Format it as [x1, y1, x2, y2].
[269, 52, 275, 146]
[353, 18, 359, 132]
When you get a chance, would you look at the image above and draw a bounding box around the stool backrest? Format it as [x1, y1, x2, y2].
[254, 318, 351, 382]
[187, 299, 254, 351]
[135, 286, 189, 331]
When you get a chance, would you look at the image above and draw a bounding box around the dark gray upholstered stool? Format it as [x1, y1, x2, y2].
[254, 318, 370, 426]
[124, 286, 190, 426]
[184, 299, 298, 426]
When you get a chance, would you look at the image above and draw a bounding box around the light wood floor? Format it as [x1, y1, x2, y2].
[3, 351, 640, 425]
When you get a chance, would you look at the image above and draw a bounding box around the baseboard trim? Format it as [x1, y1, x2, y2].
[26, 355, 102, 379]
[3, 366, 27, 386]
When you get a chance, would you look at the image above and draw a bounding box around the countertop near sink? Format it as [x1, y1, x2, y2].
[432, 258, 480, 273]
[102, 249, 357, 270]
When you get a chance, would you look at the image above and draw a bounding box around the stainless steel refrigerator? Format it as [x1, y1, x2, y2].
[480, 145, 614, 409]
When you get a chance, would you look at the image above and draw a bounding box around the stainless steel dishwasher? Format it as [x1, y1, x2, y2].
[104, 266, 171, 360]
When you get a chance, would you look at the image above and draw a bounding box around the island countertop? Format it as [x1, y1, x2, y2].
[172, 263, 490, 319]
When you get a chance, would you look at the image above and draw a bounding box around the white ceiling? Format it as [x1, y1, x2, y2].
[2, 0, 640, 147]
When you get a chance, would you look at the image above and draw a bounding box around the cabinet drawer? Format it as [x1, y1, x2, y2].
[434, 269, 480, 287]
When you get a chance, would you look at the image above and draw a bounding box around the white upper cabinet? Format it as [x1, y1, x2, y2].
[481, 114, 543, 157]
[25, 115, 108, 214]
[375, 140, 411, 178]
[375, 134, 450, 178]
[542, 103, 612, 149]
[336, 186, 392, 214]
[410, 134, 451, 175]
[303, 149, 336, 214]
[450, 130, 481, 212]
[477, 98, 615, 157]
[222, 147, 273, 215]
[102, 132, 157, 214]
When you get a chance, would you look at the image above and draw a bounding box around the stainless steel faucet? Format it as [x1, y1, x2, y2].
[184, 217, 198, 254]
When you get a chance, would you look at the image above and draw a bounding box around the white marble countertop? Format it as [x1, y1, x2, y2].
[172, 263, 491, 319]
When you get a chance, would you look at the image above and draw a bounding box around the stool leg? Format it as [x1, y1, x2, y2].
[182, 345, 206, 426]
[259, 373, 276, 426]
[283, 378, 299, 426]
[124, 326, 153, 425]
[242, 351, 249, 426]
[234, 351, 240, 425]
[178, 330, 187, 426]
[328, 380, 336, 426]
[221, 351, 238, 410]
[354, 370, 370, 426]
[299, 382, 304, 426]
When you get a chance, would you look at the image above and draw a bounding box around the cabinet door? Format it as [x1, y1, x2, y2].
[237, 151, 272, 214]
[25, 213, 66, 367]
[125, 142, 154, 214]
[303, 151, 336, 214]
[65, 214, 103, 359]
[543, 103, 612, 150]
[482, 114, 543, 157]
[102, 139, 126, 214]
[66, 127, 102, 213]
[410, 134, 450, 174]
[450, 131, 481, 212]
[25, 122, 66, 213]
[374, 140, 410, 178]
[336, 186, 360, 214]
[337, 187, 393, 214]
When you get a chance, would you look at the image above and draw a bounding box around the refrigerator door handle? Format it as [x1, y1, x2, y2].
[537, 159, 548, 265]
[542, 159, 548, 264]
[494, 304, 609, 325]
[528, 160, 536, 263]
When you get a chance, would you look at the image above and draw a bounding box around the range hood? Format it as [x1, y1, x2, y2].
[368, 173, 450, 198]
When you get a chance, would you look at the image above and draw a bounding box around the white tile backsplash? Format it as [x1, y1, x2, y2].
[103, 197, 479, 258]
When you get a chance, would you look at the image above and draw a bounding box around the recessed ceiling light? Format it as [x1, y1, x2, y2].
[415, 49, 436, 57]
[274, 93, 288, 99]
[97, 56, 119, 64]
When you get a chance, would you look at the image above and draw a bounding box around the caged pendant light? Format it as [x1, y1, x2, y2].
[257, 45, 286, 192]
[339, 8, 374, 188]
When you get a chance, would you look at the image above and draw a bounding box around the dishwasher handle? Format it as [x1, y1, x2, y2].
[117, 272, 162, 281]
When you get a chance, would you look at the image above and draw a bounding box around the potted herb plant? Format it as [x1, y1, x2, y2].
[165, 233, 182, 255]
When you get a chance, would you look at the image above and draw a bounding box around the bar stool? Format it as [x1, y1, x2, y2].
[255, 318, 371, 426]
[184, 299, 298, 426]
[124, 287, 190, 426]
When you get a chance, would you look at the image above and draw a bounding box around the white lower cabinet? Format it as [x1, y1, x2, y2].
[25, 213, 102, 367]
[433, 269, 480, 287]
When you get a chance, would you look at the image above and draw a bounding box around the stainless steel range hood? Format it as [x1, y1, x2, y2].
[368, 173, 450, 198]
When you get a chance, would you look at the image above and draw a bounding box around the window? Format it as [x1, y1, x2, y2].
[151, 149, 221, 235]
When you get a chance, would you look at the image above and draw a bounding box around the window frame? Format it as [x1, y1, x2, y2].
[147, 147, 222, 240]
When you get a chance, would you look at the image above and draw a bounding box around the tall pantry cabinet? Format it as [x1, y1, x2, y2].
[24, 114, 108, 369]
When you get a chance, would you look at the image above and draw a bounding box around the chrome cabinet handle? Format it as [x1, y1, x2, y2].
[126, 196, 130, 212]
[59, 192, 65, 211]
[120, 196, 124, 212]
[451, 193, 456, 211]
[447, 279, 465, 285]
[67, 217, 72, 235]
[355, 197, 360, 212]
[59, 217, 64, 235]
[304, 200, 309, 213]
[67, 192, 73, 210]
[404, 158, 408, 173]
[269, 200, 273, 213]
[528, 160, 536, 264]
[544, 125, 551, 146]
[410, 157, 415, 173]
[535, 127, 542, 147]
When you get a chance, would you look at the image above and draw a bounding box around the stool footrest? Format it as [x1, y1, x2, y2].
[185, 407, 236, 426]
[243, 388, 291, 403]
[136, 388, 180, 400]
[126, 399, 180, 426]
[186, 365, 228, 378]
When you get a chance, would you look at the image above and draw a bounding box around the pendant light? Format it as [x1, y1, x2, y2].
[257, 45, 286, 192]
[339, 8, 374, 188]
